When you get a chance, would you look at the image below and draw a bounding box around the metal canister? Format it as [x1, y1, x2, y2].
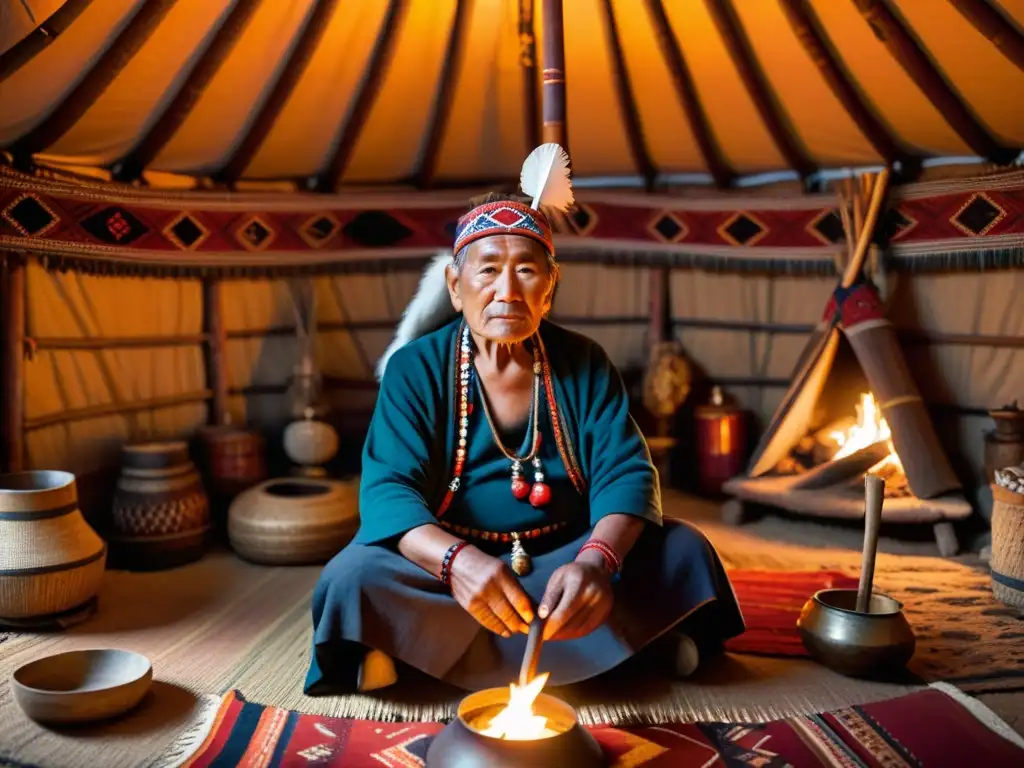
[695, 386, 748, 496]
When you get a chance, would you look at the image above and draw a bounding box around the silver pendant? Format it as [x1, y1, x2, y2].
[510, 533, 532, 576]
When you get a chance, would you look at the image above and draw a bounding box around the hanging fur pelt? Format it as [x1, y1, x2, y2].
[376, 251, 457, 380]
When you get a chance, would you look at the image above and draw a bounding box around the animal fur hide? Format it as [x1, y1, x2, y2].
[375, 251, 457, 380]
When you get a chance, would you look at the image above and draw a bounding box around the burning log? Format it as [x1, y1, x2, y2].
[791, 441, 892, 490]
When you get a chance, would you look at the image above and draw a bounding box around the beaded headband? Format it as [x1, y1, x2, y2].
[453, 200, 554, 256]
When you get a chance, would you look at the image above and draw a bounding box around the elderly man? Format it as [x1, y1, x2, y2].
[304, 146, 744, 695]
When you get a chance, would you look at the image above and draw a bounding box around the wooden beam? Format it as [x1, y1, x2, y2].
[6, 0, 176, 164]
[315, 0, 408, 192]
[948, 0, 1024, 73]
[32, 334, 209, 351]
[0, 0, 94, 82]
[202, 279, 229, 426]
[704, 0, 816, 179]
[215, 0, 342, 185]
[519, 0, 542, 152]
[645, 0, 734, 188]
[598, 0, 658, 190]
[111, 0, 261, 183]
[25, 391, 214, 432]
[413, 0, 473, 188]
[1, 256, 26, 473]
[541, 0, 569, 148]
[851, 0, 1017, 163]
[779, 0, 910, 168]
[648, 266, 671, 345]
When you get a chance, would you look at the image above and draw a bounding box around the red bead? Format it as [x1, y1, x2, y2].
[511, 478, 530, 499]
[466, 403, 474, 415]
[529, 482, 551, 507]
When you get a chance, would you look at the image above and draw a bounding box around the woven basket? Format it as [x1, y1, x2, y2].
[0, 471, 106, 626]
[228, 477, 358, 565]
[991, 483, 1024, 611]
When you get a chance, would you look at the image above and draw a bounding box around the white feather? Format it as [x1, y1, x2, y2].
[375, 251, 457, 380]
[520, 143, 574, 213]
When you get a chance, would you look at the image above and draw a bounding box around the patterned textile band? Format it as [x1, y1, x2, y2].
[439, 519, 570, 543]
[439, 540, 468, 586]
[578, 539, 622, 575]
[453, 200, 554, 256]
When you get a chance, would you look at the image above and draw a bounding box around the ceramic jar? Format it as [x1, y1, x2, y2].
[283, 408, 339, 477]
[228, 477, 358, 565]
[110, 441, 210, 570]
[0, 471, 106, 629]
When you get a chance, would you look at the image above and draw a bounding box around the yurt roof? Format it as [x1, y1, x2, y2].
[1, 0, 1023, 192]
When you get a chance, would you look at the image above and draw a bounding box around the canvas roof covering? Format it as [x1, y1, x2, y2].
[0, 0, 1022, 190]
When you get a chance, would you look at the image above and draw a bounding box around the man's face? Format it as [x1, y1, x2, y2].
[447, 234, 555, 344]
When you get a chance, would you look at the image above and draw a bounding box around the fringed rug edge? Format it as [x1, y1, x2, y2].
[146, 692, 226, 768]
[928, 682, 1024, 750]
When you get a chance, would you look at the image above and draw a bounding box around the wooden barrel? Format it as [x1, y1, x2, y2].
[228, 477, 358, 565]
[991, 483, 1024, 611]
[0, 470, 106, 630]
[110, 441, 210, 571]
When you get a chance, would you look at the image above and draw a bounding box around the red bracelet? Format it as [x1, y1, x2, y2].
[439, 541, 468, 586]
[578, 539, 622, 575]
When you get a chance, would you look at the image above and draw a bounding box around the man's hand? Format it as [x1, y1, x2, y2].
[449, 547, 534, 637]
[537, 562, 613, 641]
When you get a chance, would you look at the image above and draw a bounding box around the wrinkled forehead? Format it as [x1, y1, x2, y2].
[465, 234, 549, 265]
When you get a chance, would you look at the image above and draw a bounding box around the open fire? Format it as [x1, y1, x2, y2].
[473, 673, 560, 740]
[777, 392, 909, 497]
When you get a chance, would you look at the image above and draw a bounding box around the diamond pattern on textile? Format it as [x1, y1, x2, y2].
[2, 193, 59, 237]
[299, 213, 340, 248]
[79, 206, 149, 245]
[571, 202, 598, 236]
[456, 206, 546, 243]
[235, 215, 275, 251]
[649, 212, 688, 243]
[163, 212, 210, 250]
[877, 207, 918, 242]
[343, 211, 414, 247]
[369, 733, 432, 766]
[807, 208, 846, 245]
[718, 212, 768, 246]
[951, 192, 1007, 236]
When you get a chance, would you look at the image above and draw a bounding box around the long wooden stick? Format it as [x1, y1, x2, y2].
[25, 390, 214, 431]
[856, 474, 885, 613]
[202, 278, 229, 426]
[841, 168, 890, 288]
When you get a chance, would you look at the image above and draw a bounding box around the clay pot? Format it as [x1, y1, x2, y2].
[0, 471, 106, 630]
[283, 411, 339, 476]
[228, 477, 358, 565]
[110, 441, 210, 571]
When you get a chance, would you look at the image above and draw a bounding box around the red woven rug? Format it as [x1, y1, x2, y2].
[724, 568, 858, 657]
[171, 685, 1023, 767]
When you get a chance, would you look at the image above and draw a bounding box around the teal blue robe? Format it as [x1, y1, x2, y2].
[305, 318, 744, 693]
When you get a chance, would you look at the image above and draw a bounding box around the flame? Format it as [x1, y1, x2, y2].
[479, 673, 558, 740]
[829, 392, 904, 474]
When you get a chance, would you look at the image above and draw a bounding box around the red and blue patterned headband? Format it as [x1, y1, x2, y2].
[453, 201, 554, 257]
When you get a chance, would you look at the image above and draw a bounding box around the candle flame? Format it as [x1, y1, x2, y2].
[480, 672, 558, 740]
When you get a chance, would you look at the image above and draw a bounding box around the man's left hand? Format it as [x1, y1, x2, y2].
[537, 562, 613, 641]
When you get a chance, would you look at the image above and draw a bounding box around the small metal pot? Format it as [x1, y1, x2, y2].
[797, 588, 915, 678]
[425, 687, 606, 768]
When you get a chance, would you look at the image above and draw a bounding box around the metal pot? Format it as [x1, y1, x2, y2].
[797, 588, 915, 678]
[425, 687, 605, 768]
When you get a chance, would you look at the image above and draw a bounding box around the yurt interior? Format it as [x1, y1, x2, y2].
[2, 0, 1024, 765]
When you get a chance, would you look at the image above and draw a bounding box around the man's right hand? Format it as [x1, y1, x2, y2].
[448, 546, 534, 637]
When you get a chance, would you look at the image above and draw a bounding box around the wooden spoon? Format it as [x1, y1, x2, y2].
[519, 618, 545, 686]
[856, 474, 886, 614]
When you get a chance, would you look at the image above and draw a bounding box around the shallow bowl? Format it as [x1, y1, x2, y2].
[11, 648, 153, 725]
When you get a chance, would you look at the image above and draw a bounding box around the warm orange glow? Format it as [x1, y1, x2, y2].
[480, 673, 558, 740]
[830, 393, 904, 474]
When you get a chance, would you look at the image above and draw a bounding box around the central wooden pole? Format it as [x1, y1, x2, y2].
[202, 278, 229, 426]
[541, 0, 568, 150]
[1, 255, 26, 473]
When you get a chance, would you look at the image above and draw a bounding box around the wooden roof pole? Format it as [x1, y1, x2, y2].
[598, 0, 657, 190]
[519, 0, 542, 152]
[541, 0, 569, 150]
[948, 0, 1024, 73]
[0, 0, 94, 82]
[840, 168, 890, 288]
[851, 0, 1017, 164]
[645, 0, 735, 189]
[0, 255, 26, 473]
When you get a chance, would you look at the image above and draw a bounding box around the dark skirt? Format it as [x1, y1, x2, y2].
[304, 519, 745, 694]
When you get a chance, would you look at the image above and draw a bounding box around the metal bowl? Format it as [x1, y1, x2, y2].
[425, 687, 605, 768]
[11, 648, 153, 725]
[797, 588, 915, 679]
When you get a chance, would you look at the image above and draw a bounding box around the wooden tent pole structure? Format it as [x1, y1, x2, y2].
[202, 278, 229, 426]
[1, 255, 26, 473]
[841, 168, 890, 288]
[541, 0, 568, 149]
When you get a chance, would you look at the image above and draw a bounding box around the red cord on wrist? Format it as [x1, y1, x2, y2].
[578, 538, 622, 575]
[439, 541, 468, 586]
